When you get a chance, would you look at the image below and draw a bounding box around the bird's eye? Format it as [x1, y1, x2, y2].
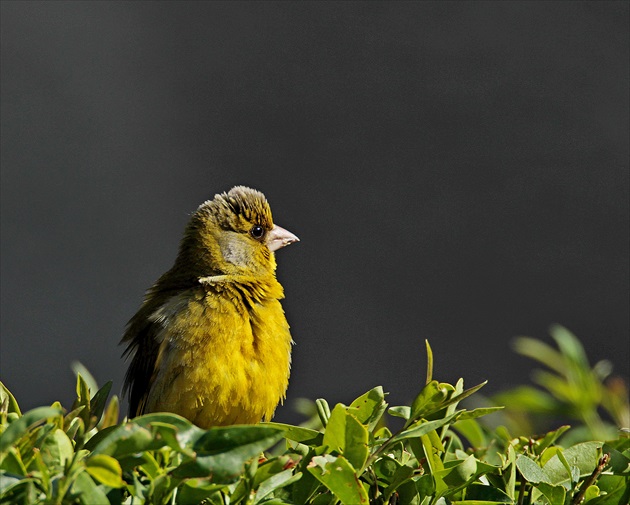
[249, 225, 265, 240]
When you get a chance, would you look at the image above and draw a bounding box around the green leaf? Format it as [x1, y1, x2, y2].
[0, 406, 63, 454]
[89, 422, 156, 458]
[452, 419, 486, 448]
[39, 428, 74, 469]
[549, 325, 590, 370]
[147, 421, 196, 457]
[253, 469, 302, 504]
[322, 405, 369, 470]
[0, 473, 40, 503]
[75, 373, 92, 406]
[176, 479, 226, 504]
[252, 455, 292, 488]
[603, 441, 630, 475]
[89, 381, 112, 424]
[437, 454, 477, 487]
[382, 463, 415, 501]
[391, 411, 461, 443]
[85, 454, 125, 488]
[71, 362, 99, 395]
[463, 483, 513, 503]
[493, 386, 561, 414]
[71, 469, 111, 505]
[540, 446, 563, 466]
[148, 473, 175, 504]
[450, 501, 515, 505]
[117, 451, 154, 481]
[173, 425, 284, 481]
[586, 475, 630, 504]
[82, 425, 118, 452]
[425, 340, 434, 384]
[373, 455, 400, 480]
[388, 406, 411, 420]
[99, 395, 119, 429]
[131, 412, 205, 453]
[0, 382, 21, 416]
[456, 407, 504, 420]
[438, 381, 489, 414]
[583, 485, 601, 501]
[307, 455, 369, 505]
[535, 425, 571, 455]
[535, 482, 566, 505]
[513, 336, 566, 375]
[316, 399, 332, 427]
[349, 386, 388, 430]
[516, 454, 552, 484]
[410, 380, 446, 421]
[0, 448, 26, 476]
[543, 441, 603, 485]
[265, 422, 323, 445]
[556, 449, 578, 485]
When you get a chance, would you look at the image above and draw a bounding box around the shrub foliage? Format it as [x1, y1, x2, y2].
[1, 329, 628, 504]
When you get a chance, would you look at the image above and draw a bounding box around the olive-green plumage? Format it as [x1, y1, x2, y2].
[121, 186, 299, 428]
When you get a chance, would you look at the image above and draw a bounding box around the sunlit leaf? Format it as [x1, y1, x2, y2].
[89, 423, 156, 458]
[265, 422, 323, 445]
[85, 454, 125, 488]
[307, 455, 369, 505]
[410, 380, 446, 421]
[425, 340, 434, 384]
[391, 411, 461, 443]
[322, 405, 369, 470]
[173, 425, 284, 482]
[388, 406, 411, 419]
[0, 382, 21, 417]
[456, 407, 504, 421]
[99, 395, 119, 429]
[0, 407, 63, 454]
[516, 455, 552, 484]
[543, 441, 603, 485]
[535, 425, 571, 455]
[349, 386, 388, 430]
[71, 362, 99, 396]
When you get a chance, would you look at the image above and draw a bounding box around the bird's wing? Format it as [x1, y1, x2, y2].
[120, 301, 163, 417]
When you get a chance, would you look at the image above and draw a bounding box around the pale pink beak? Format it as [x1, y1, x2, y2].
[266, 225, 300, 252]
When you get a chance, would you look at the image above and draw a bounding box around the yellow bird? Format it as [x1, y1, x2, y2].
[120, 186, 299, 428]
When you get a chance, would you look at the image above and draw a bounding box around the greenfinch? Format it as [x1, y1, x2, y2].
[121, 186, 299, 428]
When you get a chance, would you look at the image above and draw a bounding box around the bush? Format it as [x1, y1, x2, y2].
[1, 329, 628, 504]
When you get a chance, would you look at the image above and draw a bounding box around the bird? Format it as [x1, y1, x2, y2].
[120, 186, 299, 428]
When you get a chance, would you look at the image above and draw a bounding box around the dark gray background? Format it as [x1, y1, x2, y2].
[1, 1, 628, 423]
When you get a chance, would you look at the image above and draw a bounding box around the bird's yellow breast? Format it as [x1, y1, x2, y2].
[144, 281, 292, 428]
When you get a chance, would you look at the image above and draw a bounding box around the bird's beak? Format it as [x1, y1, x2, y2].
[266, 225, 300, 252]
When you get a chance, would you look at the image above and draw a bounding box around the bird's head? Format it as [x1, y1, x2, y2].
[174, 186, 299, 280]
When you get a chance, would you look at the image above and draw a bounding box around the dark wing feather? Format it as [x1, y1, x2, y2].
[120, 300, 163, 417]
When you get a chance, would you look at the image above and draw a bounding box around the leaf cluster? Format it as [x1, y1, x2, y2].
[493, 325, 630, 444]
[1, 336, 628, 505]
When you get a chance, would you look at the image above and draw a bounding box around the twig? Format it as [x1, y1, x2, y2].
[517, 472, 527, 505]
[571, 453, 610, 505]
